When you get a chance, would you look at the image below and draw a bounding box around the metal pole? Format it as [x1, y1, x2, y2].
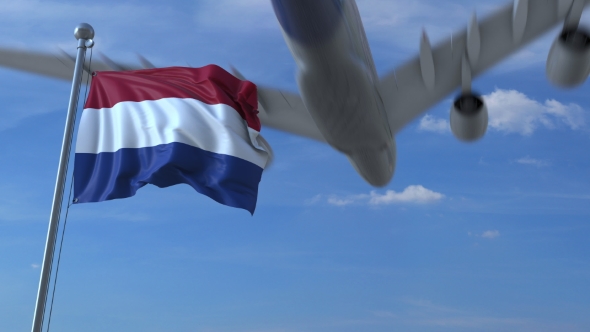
[31, 23, 94, 332]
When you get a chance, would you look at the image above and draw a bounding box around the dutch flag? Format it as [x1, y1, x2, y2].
[73, 65, 269, 214]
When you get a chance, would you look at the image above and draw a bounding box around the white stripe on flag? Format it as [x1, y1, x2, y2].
[76, 97, 268, 168]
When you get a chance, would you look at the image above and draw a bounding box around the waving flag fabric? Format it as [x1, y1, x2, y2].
[73, 65, 269, 214]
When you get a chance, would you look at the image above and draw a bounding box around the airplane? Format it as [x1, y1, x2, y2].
[0, 0, 589, 187]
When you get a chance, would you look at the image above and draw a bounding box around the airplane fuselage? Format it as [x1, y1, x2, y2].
[272, 0, 396, 186]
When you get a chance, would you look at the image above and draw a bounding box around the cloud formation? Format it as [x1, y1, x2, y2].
[481, 230, 500, 239]
[485, 89, 585, 135]
[327, 197, 356, 207]
[321, 185, 445, 207]
[516, 156, 550, 167]
[418, 88, 586, 136]
[418, 114, 449, 133]
[369, 185, 445, 204]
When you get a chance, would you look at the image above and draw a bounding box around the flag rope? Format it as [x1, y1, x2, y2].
[44, 48, 93, 332]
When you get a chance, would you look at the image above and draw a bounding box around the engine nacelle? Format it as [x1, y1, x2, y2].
[546, 28, 590, 87]
[450, 93, 488, 142]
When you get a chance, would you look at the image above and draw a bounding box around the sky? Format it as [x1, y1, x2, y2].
[1, 0, 590, 331]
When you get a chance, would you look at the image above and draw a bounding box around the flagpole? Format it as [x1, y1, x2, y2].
[31, 23, 94, 332]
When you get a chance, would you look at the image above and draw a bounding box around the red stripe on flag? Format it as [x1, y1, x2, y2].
[84, 65, 261, 131]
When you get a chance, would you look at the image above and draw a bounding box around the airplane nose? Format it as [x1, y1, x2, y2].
[271, 0, 343, 46]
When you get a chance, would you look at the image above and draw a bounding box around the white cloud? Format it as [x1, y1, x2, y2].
[481, 230, 500, 239]
[516, 156, 550, 167]
[322, 185, 444, 207]
[468, 230, 501, 239]
[418, 89, 586, 136]
[484, 88, 585, 135]
[31, 264, 40, 269]
[418, 115, 449, 133]
[327, 197, 357, 206]
[369, 185, 445, 205]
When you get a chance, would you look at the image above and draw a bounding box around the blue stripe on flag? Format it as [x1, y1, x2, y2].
[74, 142, 263, 214]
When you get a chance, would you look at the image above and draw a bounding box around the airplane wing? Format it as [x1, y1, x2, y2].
[380, 0, 590, 134]
[1, 1, 587, 142]
[0, 47, 144, 82]
[255, 87, 325, 141]
[0, 47, 325, 142]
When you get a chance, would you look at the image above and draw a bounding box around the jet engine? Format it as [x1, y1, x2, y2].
[546, 28, 590, 87]
[450, 93, 488, 142]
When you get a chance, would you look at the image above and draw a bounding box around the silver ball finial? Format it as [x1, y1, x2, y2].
[74, 23, 94, 40]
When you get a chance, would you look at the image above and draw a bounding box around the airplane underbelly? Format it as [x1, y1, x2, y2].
[273, 0, 396, 186]
[297, 64, 396, 186]
[297, 62, 385, 149]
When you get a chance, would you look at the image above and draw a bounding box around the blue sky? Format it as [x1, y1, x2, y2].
[1, 0, 590, 331]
